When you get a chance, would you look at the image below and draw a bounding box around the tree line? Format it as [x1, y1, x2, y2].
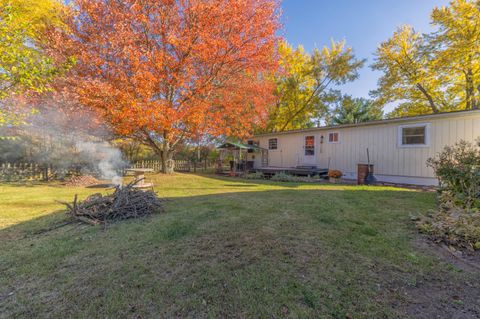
[0, 0, 478, 172]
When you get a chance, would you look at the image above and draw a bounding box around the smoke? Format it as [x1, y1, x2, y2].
[76, 141, 127, 185]
[0, 94, 129, 184]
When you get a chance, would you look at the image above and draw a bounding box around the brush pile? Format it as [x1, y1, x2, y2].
[62, 180, 163, 225]
[65, 175, 101, 187]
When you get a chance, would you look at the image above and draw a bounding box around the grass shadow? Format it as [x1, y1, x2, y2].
[2, 177, 476, 318]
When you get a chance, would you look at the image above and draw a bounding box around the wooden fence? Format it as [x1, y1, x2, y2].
[0, 159, 215, 181]
[0, 162, 56, 182]
[130, 159, 215, 173]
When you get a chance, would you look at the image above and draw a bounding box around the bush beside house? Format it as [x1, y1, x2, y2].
[418, 140, 480, 250]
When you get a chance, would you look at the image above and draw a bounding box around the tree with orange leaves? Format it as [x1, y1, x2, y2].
[49, 0, 280, 173]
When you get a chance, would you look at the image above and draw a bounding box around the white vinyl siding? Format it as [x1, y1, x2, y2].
[255, 111, 480, 185]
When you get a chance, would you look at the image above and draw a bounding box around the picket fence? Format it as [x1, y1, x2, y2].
[0, 159, 215, 181]
[130, 159, 215, 173]
[0, 162, 57, 182]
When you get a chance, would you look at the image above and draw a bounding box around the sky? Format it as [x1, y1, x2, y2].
[281, 0, 450, 110]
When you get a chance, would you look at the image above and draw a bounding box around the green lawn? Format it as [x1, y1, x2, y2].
[0, 174, 478, 318]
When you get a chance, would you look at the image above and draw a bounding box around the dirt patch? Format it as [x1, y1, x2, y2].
[399, 278, 480, 319]
[334, 179, 438, 191]
[390, 236, 480, 318]
[376, 182, 437, 192]
[415, 236, 480, 273]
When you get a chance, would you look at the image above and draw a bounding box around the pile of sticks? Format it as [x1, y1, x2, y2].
[62, 180, 163, 225]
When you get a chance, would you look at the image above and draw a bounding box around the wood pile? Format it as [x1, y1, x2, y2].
[65, 175, 101, 187]
[62, 180, 164, 225]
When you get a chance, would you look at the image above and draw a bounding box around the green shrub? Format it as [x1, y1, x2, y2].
[270, 172, 299, 182]
[270, 172, 324, 183]
[426, 140, 480, 210]
[418, 139, 480, 250]
[245, 172, 264, 180]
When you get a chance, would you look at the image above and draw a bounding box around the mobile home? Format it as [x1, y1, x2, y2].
[249, 110, 480, 186]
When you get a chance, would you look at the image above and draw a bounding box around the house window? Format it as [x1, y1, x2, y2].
[268, 138, 277, 150]
[398, 123, 430, 147]
[328, 132, 339, 143]
[305, 136, 315, 156]
[247, 140, 255, 153]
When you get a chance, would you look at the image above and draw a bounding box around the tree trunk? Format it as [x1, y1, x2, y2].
[159, 140, 175, 174]
[160, 150, 175, 174]
[416, 84, 439, 113]
[475, 85, 480, 109]
[142, 130, 179, 174]
[465, 68, 474, 110]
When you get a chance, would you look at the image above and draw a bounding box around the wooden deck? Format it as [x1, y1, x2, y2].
[254, 166, 328, 177]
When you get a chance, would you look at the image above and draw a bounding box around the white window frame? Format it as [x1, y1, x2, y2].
[397, 123, 431, 148]
[327, 132, 340, 144]
[268, 138, 278, 150]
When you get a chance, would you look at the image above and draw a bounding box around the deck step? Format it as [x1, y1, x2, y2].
[295, 165, 317, 170]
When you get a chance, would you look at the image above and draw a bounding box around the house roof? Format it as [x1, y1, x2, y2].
[254, 109, 480, 137]
[217, 141, 267, 151]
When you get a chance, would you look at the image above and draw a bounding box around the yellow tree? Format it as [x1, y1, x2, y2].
[0, 0, 70, 97]
[428, 0, 480, 110]
[265, 40, 364, 132]
[371, 26, 449, 116]
[0, 0, 70, 125]
[265, 41, 313, 131]
[372, 0, 480, 116]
